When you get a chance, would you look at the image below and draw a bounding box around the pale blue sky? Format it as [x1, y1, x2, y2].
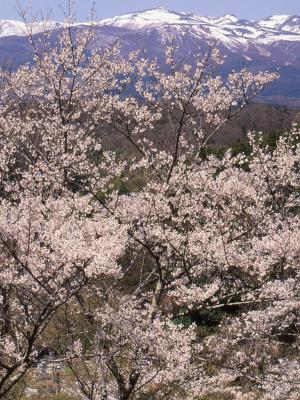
[2, 0, 300, 21]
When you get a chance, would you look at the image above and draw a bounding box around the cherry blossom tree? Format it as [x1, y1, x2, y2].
[0, 22, 131, 398]
[1, 10, 298, 400]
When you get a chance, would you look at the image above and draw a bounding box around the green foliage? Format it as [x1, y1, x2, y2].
[97, 167, 148, 203]
[172, 314, 193, 328]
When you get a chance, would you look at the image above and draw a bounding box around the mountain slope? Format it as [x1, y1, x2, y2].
[0, 8, 300, 105]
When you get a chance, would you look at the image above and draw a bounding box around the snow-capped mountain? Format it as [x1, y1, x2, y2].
[94, 7, 300, 47]
[257, 15, 300, 34]
[0, 20, 63, 38]
[2, 8, 300, 46]
[0, 7, 300, 105]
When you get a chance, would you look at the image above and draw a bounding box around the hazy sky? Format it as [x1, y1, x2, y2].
[2, 0, 300, 21]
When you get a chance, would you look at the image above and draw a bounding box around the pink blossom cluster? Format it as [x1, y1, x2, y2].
[0, 18, 298, 400]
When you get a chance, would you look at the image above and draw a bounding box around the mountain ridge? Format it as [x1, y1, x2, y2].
[0, 8, 300, 106]
[0, 9, 300, 41]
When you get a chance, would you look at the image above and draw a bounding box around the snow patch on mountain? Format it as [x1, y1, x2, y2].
[97, 7, 210, 30]
[0, 20, 62, 38]
[258, 15, 291, 29]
